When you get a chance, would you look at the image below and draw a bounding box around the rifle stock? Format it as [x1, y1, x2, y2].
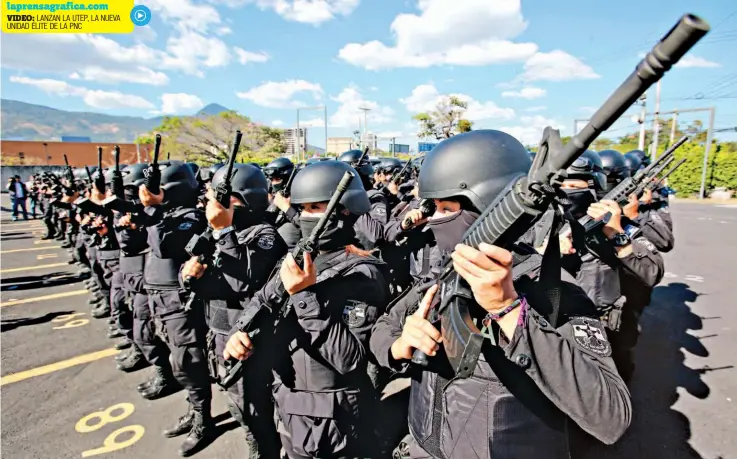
[411, 14, 709, 378]
[219, 171, 355, 389]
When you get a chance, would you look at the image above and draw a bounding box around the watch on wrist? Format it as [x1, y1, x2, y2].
[611, 232, 631, 247]
[213, 225, 235, 240]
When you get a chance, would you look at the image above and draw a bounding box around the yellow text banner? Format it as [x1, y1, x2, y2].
[2, 0, 137, 34]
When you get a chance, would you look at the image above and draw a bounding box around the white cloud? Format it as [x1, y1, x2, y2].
[497, 115, 565, 145]
[236, 80, 324, 108]
[219, 0, 359, 25]
[69, 66, 170, 86]
[579, 106, 596, 114]
[401, 84, 515, 121]
[501, 87, 546, 99]
[0, 32, 231, 82]
[216, 26, 233, 35]
[159, 93, 205, 114]
[376, 131, 404, 139]
[524, 105, 546, 112]
[146, 0, 222, 33]
[9, 76, 155, 110]
[329, 86, 395, 128]
[518, 50, 599, 82]
[675, 55, 721, 68]
[338, 0, 537, 70]
[233, 47, 270, 64]
[369, 86, 379, 91]
[272, 119, 284, 126]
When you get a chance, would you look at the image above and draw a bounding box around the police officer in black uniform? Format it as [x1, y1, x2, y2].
[264, 157, 301, 248]
[370, 130, 632, 459]
[181, 163, 287, 458]
[338, 150, 387, 250]
[138, 161, 211, 457]
[225, 160, 391, 459]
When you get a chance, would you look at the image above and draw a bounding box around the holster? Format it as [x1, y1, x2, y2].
[604, 296, 627, 332]
[205, 329, 220, 384]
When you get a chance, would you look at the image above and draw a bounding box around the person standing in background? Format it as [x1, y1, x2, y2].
[7, 175, 29, 221]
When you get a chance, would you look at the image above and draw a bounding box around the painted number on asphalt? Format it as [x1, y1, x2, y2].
[75, 403, 145, 457]
[664, 272, 704, 283]
[52, 312, 89, 330]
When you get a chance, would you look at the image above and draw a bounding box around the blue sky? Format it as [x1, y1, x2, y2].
[2, 0, 736, 150]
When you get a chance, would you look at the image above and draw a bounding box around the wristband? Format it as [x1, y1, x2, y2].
[484, 296, 525, 323]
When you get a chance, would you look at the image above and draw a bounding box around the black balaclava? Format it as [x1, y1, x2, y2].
[298, 211, 358, 252]
[426, 209, 479, 253]
[563, 189, 597, 220]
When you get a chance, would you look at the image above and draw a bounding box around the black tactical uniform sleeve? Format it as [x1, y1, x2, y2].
[354, 192, 388, 249]
[507, 274, 632, 444]
[215, 226, 287, 296]
[114, 215, 149, 254]
[147, 207, 206, 259]
[290, 264, 387, 375]
[383, 199, 421, 243]
[634, 210, 674, 252]
[370, 287, 419, 372]
[616, 235, 665, 288]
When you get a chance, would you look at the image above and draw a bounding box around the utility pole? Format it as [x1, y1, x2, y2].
[359, 107, 370, 154]
[650, 81, 661, 158]
[669, 111, 678, 145]
[699, 107, 716, 200]
[637, 93, 647, 151]
[135, 134, 141, 163]
[296, 110, 301, 162]
[391, 138, 396, 157]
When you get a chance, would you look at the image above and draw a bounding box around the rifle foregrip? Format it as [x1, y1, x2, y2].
[411, 349, 431, 366]
[462, 186, 530, 249]
[219, 327, 261, 389]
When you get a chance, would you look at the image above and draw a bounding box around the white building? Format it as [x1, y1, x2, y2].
[283, 128, 307, 157]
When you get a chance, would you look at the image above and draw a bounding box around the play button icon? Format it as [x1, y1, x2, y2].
[130, 5, 151, 26]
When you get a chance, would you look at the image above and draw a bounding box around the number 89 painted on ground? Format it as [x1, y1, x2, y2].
[75, 403, 145, 457]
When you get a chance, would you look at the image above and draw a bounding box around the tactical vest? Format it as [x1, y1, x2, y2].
[206, 224, 274, 335]
[143, 208, 193, 291]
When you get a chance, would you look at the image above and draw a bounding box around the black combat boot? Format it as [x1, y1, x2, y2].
[107, 326, 124, 339]
[115, 337, 133, 350]
[87, 294, 104, 306]
[178, 410, 214, 457]
[163, 407, 195, 438]
[116, 348, 149, 372]
[140, 366, 180, 400]
[91, 305, 110, 319]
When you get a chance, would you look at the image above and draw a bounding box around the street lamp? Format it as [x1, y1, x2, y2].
[296, 106, 328, 162]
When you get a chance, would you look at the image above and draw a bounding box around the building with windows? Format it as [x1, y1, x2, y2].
[283, 128, 307, 157]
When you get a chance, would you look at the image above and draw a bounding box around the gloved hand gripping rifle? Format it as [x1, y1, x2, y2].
[410, 14, 710, 379]
[182, 130, 243, 309]
[219, 171, 355, 389]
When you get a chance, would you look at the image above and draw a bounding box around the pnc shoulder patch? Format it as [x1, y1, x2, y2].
[570, 316, 611, 356]
[257, 234, 275, 250]
[342, 301, 367, 328]
[177, 221, 193, 231]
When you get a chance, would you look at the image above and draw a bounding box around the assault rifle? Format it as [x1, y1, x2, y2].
[652, 157, 687, 189]
[182, 130, 243, 309]
[219, 171, 355, 389]
[279, 167, 298, 198]
[102, 146, 141, 214]
[94, 147, 106, 193]
[62, 154, 77, 196]
[402, 198, 436, 229]
[410, 14, 709, 378]
[145, 135, 162, 194]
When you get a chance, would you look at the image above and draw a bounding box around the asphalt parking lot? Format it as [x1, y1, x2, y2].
[1, 196, 736, 459]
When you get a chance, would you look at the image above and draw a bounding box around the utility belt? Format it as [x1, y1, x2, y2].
[599, 296, 627, 332]
[205, 329, 239, 388]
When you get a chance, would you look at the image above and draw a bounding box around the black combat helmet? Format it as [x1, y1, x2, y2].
[122, 163, 149, 188]
[623, 152, 643, 177]
[376, 157, 403, 175]
[566, 149, 606, 191]
[160, 160, 199, 206]
[625, 149, 650, 168]
[210, 163, 270, 216]
[598, 150, 629, 188]
[263, 157, 295, 181]
[186, 162, 200, 178]
[199, 162, 225, 183]
[290, 160, 370, 215]
[338, 149, 374, 187]
[418, 130, 531, 212]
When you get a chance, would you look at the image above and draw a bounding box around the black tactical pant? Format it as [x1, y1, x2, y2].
[43, 205, 56, 238]
[74, 234, 90, 268]
[111, 272, 132, 339]
[132, 292, 170, 367]
[87, 246, 104, 291]
[608, 303, 644, 383]
[213, 332, 280, 457]
[96, 255, 118, 310]
[148, 290, 211, 412]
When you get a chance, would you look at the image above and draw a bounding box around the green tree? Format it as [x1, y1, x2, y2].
[413, 95, 473, 140]
[139, 111, 286, 165]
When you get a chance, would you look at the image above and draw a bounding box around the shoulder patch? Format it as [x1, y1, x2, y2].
[256, 233, 275, 250]
[636, 237, 656, 252]
[373, 207, 387, 216]
[177, 221, 193, 231]
[342, 301, 367, 328]
[570, 316, 611, 356]
[651, 213, 662, 223]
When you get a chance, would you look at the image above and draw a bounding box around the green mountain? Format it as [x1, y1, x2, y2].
[0, 99, 232, 143]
